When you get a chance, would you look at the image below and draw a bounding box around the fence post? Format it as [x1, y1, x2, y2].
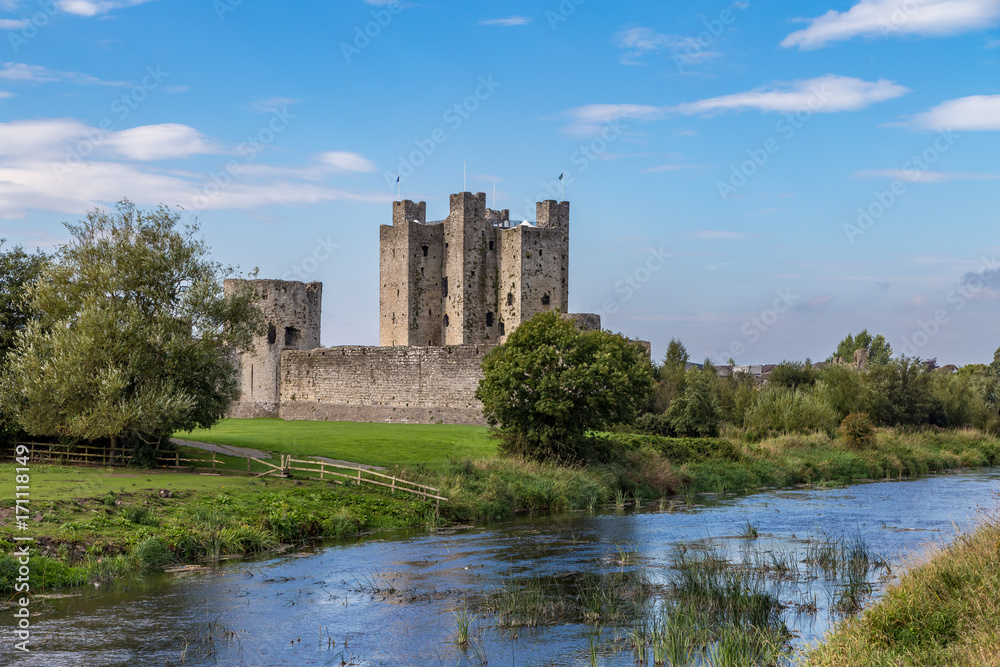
[320, 463, 324, 480]
[175, 451, 180, 468]
[247, 457, 251, 476]
[212, 452, 217, 472]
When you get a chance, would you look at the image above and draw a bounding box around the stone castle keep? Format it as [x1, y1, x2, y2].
[226, 194, 601, 425]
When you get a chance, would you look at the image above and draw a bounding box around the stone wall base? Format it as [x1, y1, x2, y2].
[278, 401, 486, 426]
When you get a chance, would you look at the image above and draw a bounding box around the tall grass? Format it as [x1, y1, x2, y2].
[804, 510, 1000, 666]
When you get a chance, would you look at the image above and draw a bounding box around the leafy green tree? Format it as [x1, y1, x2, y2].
[0, 241, 48, 446]
[814, 364, 865, 420]
[768, 361, 816, 390]
[476, 311, 653, 462]
[863, 357, 942, 426]
[652, 338, 689, 413]
[831, 330, 892, 365]
[666, 371, 720, 437]
[3, 201, 263, 462]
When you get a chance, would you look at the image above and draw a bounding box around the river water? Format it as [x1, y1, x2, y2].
[3, 468, 998, 667]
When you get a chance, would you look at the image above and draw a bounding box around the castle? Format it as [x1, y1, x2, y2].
[225, 194, 601, 425]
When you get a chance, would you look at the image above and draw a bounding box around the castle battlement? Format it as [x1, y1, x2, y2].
[379, 192, 580, 347]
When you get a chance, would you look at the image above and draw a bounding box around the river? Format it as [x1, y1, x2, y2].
[3, 467, 998, 666]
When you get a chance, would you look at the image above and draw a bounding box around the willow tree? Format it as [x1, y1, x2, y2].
[3, 200, 262, 464]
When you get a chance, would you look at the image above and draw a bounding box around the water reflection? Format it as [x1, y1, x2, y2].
[2, 468, 997, 666]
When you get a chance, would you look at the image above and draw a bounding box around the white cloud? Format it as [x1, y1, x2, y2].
[688, 230, 755, 240]
[479, 16, 531, 27]
[105, 124, 217, 161]
[613, 27, 722, 66]
[671, 74, 909, 115]
[905, 94, 1000, 130]
[317, 151, 377, 173]
[248, 97, 299, 113]
[0, 18, 29, 29]
[0, 62, 124, 86]
[56, 0, 156, 17]
[0, 91, 12, 99]
[564, 75, 909, 134]
[782, 0, 1000, 50]
[854, 168, 1000, 182]
[0, 118, 386, 218]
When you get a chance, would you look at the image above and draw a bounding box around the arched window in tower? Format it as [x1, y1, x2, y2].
[499, 322, 505, 336]
[267, 324, 276, 345]
[486, 312, 494, 327]
[542, 294, 550, 306]
[489, 241, 495, 251]
[421, 245, 429, 257]
[507, 293, 513, 306]
[443, 314, 450, 327]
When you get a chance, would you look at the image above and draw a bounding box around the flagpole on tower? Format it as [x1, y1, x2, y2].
[396, 175, 400, 201]
[559, 173, 564, 201]
[464, 162, 467, 192]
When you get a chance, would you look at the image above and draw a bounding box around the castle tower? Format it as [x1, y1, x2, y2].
[223, 279, 322, 417]
[379, 194, 574, 347]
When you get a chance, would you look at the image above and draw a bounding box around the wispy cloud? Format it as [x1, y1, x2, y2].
[641, 163, 706, 173]
[0, 118, 386, 218]
[248, 97, 300, 114]
[479, 16, 530, 27]
[316, 151, 377, 173]
[0, 19, 29, 29]
[854, 168, 1000, 182]
[782, 0, 1000, 50]
[0, 91, 12, 99]
[613, 26, 721, 66]
[0, 62, 125, 86]
[55, 0, 157, 17]
[688, 230, 756, 240]
[903, 94, 1000, 130]
[564, 75, 909, 134]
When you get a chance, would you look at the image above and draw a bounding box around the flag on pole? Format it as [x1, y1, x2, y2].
[559, 173, 564, 201]
[396, 176, 400, 200]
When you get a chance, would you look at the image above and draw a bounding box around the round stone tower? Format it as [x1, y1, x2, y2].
[223, 279, 322, 418]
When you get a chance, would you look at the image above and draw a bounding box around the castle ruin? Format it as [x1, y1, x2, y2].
[226, 194, 602, 424]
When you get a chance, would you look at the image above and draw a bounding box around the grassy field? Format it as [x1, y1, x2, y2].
[0, 462, 434, 592]
[178, 418, 495, 467]
[803, 508, 1000, 666]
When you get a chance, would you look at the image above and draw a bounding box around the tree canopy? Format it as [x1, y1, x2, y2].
[2, 201, 263, 459]
[830, 330, 892, 365]
[476, 311, 653, 462]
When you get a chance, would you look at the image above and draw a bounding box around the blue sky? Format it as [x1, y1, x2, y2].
[0, 0, 998, 365]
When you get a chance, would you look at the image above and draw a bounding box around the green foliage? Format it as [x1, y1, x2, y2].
[2, 201, 264, 453]
[477, 312, 653, 462]
[767, 361, 816, 390]
[864, 357, 943, 426]
[840, 412, 875, 449]
[744, 387, 839, 438]
[831, 330, 892, 365]
[652, 338, 690, 413]
[633, 412, 674, 437]
[814, 365, 866, 420]
[666, 371, 721, 437]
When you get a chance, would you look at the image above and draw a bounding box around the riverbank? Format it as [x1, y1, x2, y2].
[2, 426, 998, 593]
[803, 506, 1000, 666]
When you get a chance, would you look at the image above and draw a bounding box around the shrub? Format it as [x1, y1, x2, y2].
[768, 361, 816, 390]
[814, 365, 865, 419]
[840, 412, 875, 449]
[667, 372, 720, 437]
[744, 387, 838, 438]
[863, 357, 942, 426]
[633, 412, 674, 437]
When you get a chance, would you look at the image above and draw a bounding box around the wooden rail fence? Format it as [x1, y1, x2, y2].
[5, 441, 446, 514]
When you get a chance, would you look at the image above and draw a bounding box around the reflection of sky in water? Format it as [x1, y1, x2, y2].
[3, 468, 997, 666]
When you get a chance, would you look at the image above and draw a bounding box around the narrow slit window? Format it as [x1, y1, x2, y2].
[421, 245, 429, 257]
[486, 312, 494, 327]
[542, 294, 550, 306]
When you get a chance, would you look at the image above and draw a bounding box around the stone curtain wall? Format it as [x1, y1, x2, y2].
[278, 344, 494, 425]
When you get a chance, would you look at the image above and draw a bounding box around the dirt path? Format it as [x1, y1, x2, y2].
[173, 439, 386, 471]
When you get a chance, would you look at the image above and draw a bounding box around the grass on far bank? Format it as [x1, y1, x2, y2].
[0, 464, 435, 593]
[803, 507, 1000, 666]
[177, 418, 495, 468]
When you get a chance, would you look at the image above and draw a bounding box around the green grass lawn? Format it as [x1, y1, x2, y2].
[176, 418, 496, 467]
[0, 463, 256, 502]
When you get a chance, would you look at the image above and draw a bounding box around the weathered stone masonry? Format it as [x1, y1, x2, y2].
[227, 194, 603, 425]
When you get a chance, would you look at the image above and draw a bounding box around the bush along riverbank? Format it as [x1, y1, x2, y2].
[803, 506, 1000, 666]
[2, 426, 998, 594]
[418, 427, 1000, 521]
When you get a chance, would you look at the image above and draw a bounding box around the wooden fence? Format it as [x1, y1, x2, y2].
[5, 441, 446, 513]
